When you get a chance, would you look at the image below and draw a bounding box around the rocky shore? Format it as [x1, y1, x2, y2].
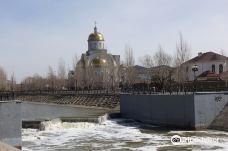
[16, 94, 119, 109]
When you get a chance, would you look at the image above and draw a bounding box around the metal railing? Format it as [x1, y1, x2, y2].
[0, 91, 15, 101]
[2, 84, 228, 97]
[14, 89, 121, 96]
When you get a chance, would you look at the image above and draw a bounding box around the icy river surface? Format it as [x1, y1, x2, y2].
[22, 118, 228, 151]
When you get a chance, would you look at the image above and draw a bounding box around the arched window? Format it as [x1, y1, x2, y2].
[219, 64, 223, 73]
[212, 64, 215, 73]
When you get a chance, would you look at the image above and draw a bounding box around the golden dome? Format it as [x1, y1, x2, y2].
[88, 26, 104, 41]
[91, 58, 107, 67]
[88, 33, 104, 41]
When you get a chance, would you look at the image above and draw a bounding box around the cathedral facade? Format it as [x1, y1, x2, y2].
[76, 26, 120, 89]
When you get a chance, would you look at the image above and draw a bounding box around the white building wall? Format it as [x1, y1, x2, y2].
[185, 60, 228, 81]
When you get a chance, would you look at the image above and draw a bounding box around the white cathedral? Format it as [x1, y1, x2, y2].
[75, 25, 120, 89]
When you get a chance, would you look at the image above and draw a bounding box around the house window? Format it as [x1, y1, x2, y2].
[212, 64, 215, 73]
[219, 64, 223, 73]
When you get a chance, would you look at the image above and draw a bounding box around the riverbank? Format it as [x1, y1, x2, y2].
[21, 101, 119, 129]
[16, 94, 119, 109]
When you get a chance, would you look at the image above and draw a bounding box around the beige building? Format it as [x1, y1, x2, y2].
[76, 26, 120, 89]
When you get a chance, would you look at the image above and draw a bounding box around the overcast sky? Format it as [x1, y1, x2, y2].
[0, 0, 227, 82]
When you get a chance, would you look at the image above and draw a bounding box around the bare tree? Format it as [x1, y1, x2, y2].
[32, 73, 45, 90]
[124, 45, 136, 86]
[22, 73, 45, 91]
[72, 53, 79, 90]
[10, 73, 16, 91]
[152, 45, 172, 90]
[57, 58, 66, 90]
[154, 45, 172, 66]
[124, 45, 135, 66]
[0, 66, 8, 91]
[174, 32, 191, 83]
[139, 54, 153, 68]
[57, 58, 66, 79]
[47, 66, 56, 90]
[220, 49, 226, 56]
[86, 65, 97, 89]
[72, 53, 79, 71]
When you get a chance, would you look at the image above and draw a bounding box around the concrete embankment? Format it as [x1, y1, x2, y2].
[209, 103, 228, 131]
[22, 101, 110, 121]
[120, 92, 228, 130]
[17, 94, 119, 109]
[21, 101, 118, 129]
[0, 101, 21, 149]
[0, 97, 119, 149]
[0, 142, 21, 151]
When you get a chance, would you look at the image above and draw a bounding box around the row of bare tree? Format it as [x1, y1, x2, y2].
[1, 33, 199, 91]
[0, 66, 8, 90]
[21, 58, 68, 91]
[122, 33, 191, 89]
[0, 66, 16, 91]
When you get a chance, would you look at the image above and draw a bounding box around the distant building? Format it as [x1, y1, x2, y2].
[75, 25, 120, 89]
[120, 65, 173, 84]
[181, 52, 228, 81]
[133, 65, 151, 83]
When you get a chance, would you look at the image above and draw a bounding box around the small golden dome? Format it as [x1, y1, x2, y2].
[88, 33, 104, 41]
[91, 58, 107, 67]
[88, 26, 104, 41]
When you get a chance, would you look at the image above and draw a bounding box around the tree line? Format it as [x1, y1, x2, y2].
[0, 32, 198, 91]
[122, 32, 191, 90]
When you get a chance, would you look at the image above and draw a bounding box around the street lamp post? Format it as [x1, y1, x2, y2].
[192, 65, 198, 92]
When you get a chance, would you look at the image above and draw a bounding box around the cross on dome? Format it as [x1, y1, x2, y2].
[94, 21, 97, 33]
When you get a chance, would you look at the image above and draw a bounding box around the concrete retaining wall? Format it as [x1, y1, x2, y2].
[194, 93, 228, 129]
[0, 142, 20, 151]
[209, 104, 228, 131]
[1, 101, 109, 148]
[120, 94, 195, 128]
[120, 92, 228, 129]
[22, 102, 109, 121]
[0, 101, 21, 148]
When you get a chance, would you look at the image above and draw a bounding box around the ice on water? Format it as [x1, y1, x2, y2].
[22, 118, 228, 151]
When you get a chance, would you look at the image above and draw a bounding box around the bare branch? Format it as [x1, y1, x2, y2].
[124, 45, 135, 67]
[154, 45, 172, 66]
[139, 54, 154, 68]
[174, 32, 191, 66]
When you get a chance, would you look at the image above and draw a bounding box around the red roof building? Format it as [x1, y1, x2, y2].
[181, 51, 228, 81]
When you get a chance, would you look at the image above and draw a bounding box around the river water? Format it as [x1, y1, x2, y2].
[22, 118, 228, 151]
